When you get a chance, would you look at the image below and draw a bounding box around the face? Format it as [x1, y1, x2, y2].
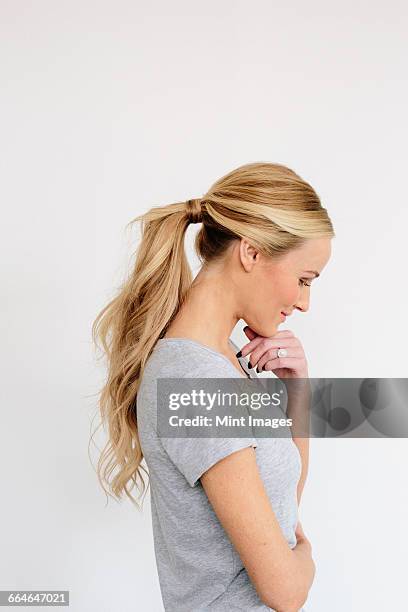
[237, 237, 332, 337]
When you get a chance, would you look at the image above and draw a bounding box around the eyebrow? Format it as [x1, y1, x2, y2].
[304, 270, 320, 277]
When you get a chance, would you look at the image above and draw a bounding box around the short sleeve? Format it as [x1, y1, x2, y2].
[155, 345, 259, 487]
[161, 435, 258, 488]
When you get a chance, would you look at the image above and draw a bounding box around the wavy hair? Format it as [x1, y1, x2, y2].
[91, 162, 335, 509]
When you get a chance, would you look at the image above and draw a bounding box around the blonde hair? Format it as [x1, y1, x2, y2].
[91, 162, 335, 509]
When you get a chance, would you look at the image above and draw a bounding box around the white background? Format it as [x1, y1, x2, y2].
[1, 1, 407, 611]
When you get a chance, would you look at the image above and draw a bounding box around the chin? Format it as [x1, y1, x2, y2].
[250, 323, 279, 338]
[268, 325, 279, 336]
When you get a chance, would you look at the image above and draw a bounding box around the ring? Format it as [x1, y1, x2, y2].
[277, 348, 288, 358]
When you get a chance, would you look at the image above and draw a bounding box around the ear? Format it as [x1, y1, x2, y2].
[239, 238, 260, 272]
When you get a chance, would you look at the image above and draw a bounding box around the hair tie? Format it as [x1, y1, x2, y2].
[185, 199, 203, 224]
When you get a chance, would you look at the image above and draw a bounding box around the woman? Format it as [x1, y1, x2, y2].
[92, 162, 335, 611]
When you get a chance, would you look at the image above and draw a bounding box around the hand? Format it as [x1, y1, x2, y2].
[295, 520, 306, 542]
[295, 520, 312, 552]
[240, 326, 309, 379]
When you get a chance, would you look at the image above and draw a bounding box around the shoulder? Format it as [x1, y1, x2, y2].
[137, 339, 242, 428]
[144, 339, 241, 380]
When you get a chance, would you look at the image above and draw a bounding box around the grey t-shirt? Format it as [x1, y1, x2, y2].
[137, 337, 303, 612]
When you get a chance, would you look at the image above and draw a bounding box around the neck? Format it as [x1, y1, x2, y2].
[164, 273, 241, 355]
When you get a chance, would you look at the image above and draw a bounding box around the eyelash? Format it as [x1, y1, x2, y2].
[299, 279, 312, 287]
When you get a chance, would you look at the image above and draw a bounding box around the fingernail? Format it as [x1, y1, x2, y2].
[235, 350, 242, 358]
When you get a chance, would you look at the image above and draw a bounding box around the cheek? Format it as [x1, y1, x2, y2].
[275, 279, 299, 306]
[256, 271, 298, 309]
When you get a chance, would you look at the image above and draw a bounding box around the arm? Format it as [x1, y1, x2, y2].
[200, 446, 316, 612]
[285, 379, 312, 506]
[237, 326, 313, 507]
[293, 436, 309, 506]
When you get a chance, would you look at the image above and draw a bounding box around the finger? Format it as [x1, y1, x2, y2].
[240, 336, 265, 357]
[251, 338, 304, 364]
[244, 327, 295, 342]
[243, 325, 258, 341]
[295, 520, 304, 535]
[241, 328, 300, 362]
[252, 345, 303, 369]
[258, 356, 305, 373]
[272, 329, 296, 338]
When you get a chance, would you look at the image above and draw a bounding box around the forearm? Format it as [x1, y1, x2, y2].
[269, 540, 316, 612]
[293, 437, 309, 505]
[286, 540, 316, 610]
[285, 380, 312, 505]
[293, 539, 316, 587]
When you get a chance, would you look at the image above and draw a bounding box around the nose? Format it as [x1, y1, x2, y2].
[294, 293, 310, 313]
